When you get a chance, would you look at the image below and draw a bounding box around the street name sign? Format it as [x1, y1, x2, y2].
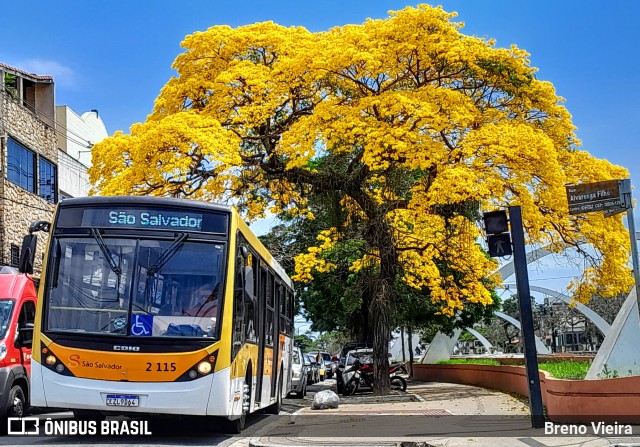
[566, 180, 626, 215]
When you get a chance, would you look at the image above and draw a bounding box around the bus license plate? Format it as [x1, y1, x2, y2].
[106, 394, 139, 407]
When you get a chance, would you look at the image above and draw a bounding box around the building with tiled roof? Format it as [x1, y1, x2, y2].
[0, 63, 57, 272]
[1, 62, 109, 274]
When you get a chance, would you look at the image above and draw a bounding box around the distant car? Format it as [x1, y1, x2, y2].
[304, 354, 320, 384]
[288, 347, 307, 398]
[341, 348, 374, 393]
[308, 351, 336, 380]
[335, 342, 372, 394]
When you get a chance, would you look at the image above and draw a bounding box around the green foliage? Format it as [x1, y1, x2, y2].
[598, 364, 619, 379]
[440, 358, 590, 379]
[4, 73, 19, 99]
[294, 334, 315, 352]
[395, 283, 501, 338]
[437, 358, 500, 365]
[537, 361, 589, 380]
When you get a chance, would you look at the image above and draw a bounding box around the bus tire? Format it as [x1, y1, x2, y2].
[265, 370, 283, 414]
[222, 414, 245, 434]
[7, 385, 26, 417]
[223, 370, 252, 433]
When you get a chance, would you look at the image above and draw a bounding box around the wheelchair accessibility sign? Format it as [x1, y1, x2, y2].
[130, 315, 153, 336]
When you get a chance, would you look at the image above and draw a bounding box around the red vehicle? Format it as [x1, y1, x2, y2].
[0, 266, 36, 416]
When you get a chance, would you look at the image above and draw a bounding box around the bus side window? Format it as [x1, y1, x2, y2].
[244, 253, 257, 343]
[244, 266, 254, 298]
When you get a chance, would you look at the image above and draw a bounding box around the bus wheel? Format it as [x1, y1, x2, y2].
[7, 385, 26, 417]
[223, 376, 250, 433]
[265, 372, 283, 415]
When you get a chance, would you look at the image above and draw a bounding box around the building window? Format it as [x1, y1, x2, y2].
[10, 244, 20, 268]
[7, 137, 36, 193]
[22, 79, 36, 113]
[39, 157, 57, 204]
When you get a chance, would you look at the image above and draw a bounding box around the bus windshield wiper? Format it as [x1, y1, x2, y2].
[142, 233, 188, 313]
[146, 233, 189, 276]
[91, 229, 121, 276]
[90, 228, 122, 302]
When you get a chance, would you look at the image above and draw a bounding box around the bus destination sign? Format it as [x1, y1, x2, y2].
[62, 206, 229, 234]
[565, 180, 626, 215]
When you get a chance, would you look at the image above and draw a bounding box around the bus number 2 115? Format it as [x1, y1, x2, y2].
[146, 362, 177, 372]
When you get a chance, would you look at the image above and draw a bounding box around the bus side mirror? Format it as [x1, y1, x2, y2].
[18, 234, 38, 275]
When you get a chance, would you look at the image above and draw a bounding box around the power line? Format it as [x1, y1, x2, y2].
[1, 87, 94, 145]
[529, 276, 576, 281]
[0, 88, 96, 149]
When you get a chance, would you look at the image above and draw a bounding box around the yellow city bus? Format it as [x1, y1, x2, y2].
[18, 196, 294, 432]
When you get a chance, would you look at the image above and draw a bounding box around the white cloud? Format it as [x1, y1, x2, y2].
[14, 59, 77, 88]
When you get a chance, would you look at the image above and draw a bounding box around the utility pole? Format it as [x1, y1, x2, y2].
[483, 207, 544, 428]
[620, 179, 640, 319]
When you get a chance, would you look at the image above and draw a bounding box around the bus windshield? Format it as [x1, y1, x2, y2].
[45, 235, 226, 338]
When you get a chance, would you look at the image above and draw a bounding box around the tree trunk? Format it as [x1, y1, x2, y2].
[400, 326, 406, 363]
[407, 325, 414, 378]
[370, 279, 391, 395]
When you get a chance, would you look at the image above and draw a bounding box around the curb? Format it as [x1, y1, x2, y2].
[248, 439, 400, 447]
[248, 393, 429, 447]
[338, 392, 424, 405]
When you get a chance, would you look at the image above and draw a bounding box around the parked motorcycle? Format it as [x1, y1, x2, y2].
[389, 361, 409, 376]
[342, 359, 407, 396]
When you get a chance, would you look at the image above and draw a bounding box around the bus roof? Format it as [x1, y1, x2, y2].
[58, 196, 233, 214]
[234, 211, 293, 289]
[57, 196, 294, 288]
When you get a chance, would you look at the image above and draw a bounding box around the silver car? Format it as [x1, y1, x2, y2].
[288, 347, 307, 398]
[308, 351, 336, 379]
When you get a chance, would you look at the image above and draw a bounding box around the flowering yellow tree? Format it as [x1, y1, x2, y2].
[90, 5, 632, 392]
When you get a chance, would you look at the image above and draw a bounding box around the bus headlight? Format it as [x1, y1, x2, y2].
[0, 342, 6, 361]
[45, 355, 57, 366]
[176, 350, 218, 381]
[197, 361, 212, 375]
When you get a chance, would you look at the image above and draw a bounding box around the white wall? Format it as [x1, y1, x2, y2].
[56, 106, 108, 197]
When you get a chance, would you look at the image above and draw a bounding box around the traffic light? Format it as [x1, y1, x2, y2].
[483, 210, 512, 257]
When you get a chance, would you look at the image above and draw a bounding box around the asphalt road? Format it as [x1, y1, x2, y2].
[2, 379, 334, 446]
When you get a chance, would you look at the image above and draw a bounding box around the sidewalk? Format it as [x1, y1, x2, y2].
[247, 380, 640, 447]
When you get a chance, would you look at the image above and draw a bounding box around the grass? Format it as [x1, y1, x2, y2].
[537, 361, 589, 380]
[437, 358, 500, 366]
[437, 358, 590, 379]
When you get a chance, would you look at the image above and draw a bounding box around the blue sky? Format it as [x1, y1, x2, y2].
[3, 1, 639, 330]
[2, 1, 638, 180]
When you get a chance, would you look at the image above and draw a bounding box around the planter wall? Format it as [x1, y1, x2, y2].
[413, 363, 640, 423]
[493, 354, 594, 365]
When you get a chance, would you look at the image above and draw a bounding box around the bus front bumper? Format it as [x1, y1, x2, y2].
[31, 361, 231, 416]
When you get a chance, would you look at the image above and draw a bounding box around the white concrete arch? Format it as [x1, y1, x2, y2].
[423, 244, 557, 363]
[493, 311, 551, 354]
[502, 283, 611, 337]
[465, 327, 493, 349]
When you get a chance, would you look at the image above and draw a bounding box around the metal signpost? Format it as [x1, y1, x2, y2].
[508, 206, 545, 428]
[566, 179, 639, 317]
[566, 179, 625, 215]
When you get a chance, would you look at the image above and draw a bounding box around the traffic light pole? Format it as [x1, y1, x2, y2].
[508, 206, 545, 428]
